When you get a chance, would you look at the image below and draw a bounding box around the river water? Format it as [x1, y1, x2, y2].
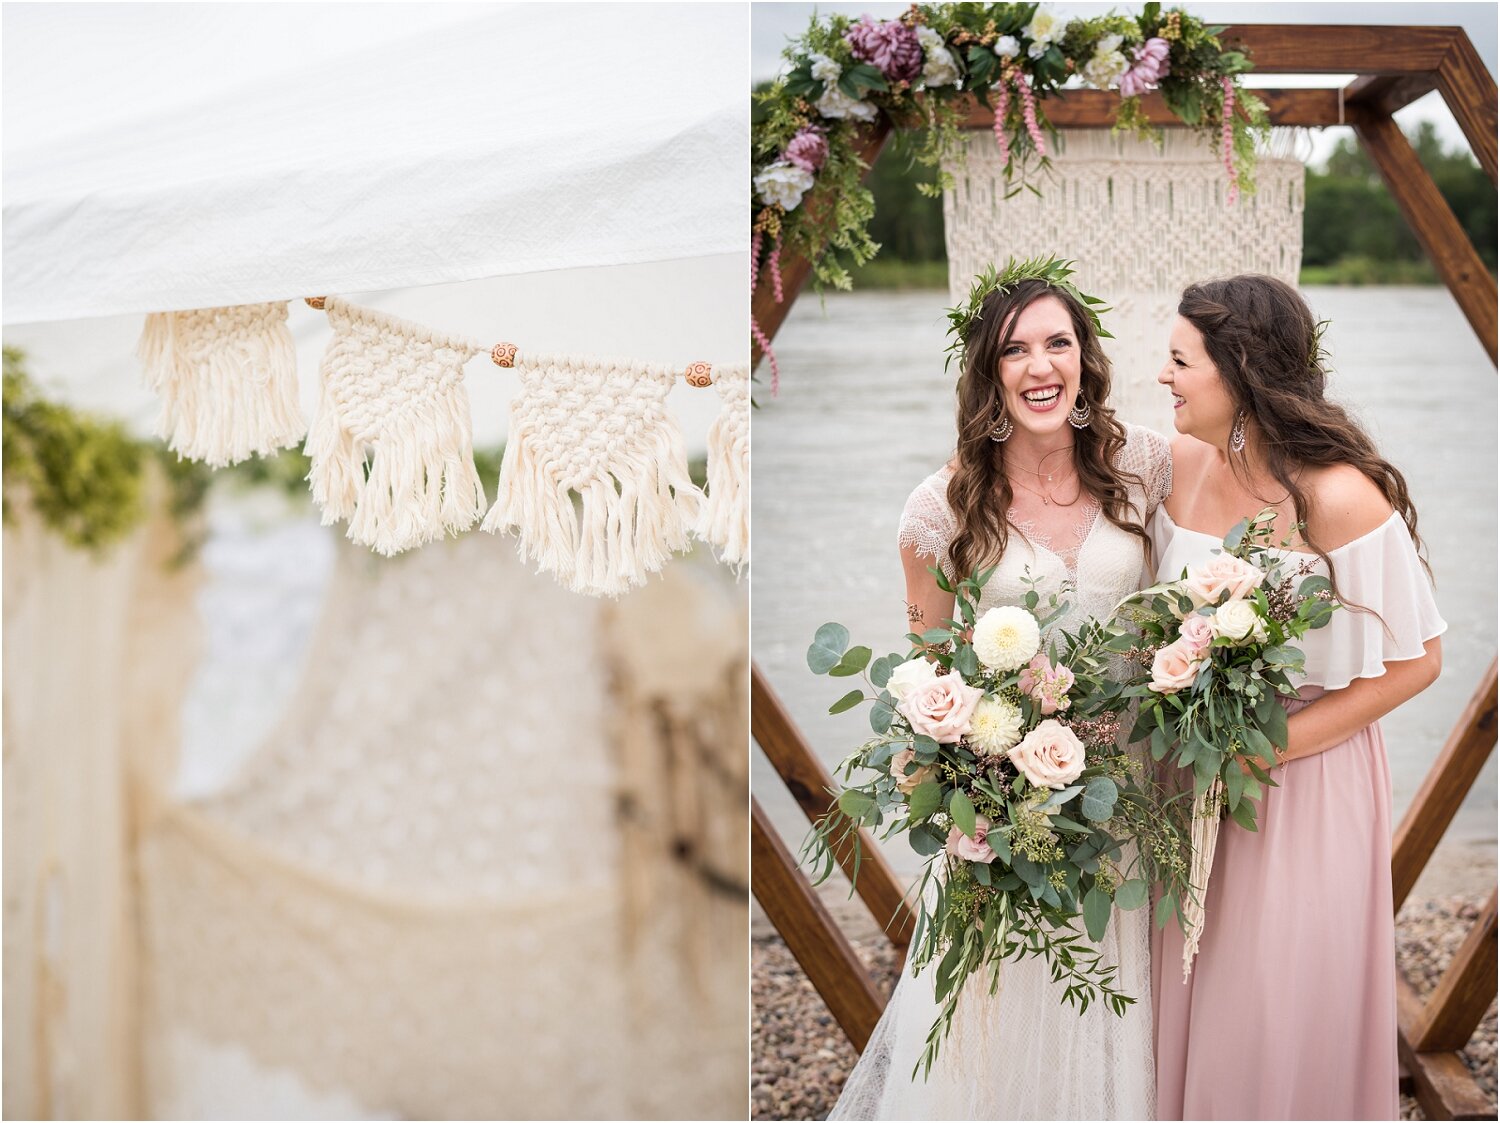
[752, 286, 1497, 877]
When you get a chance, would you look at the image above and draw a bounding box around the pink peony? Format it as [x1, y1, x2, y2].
[897, 670, 984, 743]
[1178, 613, 1215, 656]
[1118, 37, 1170, 99]
[1017, 653, 1076, 715]
[783, 127, 829, 173]
[845, 16, 923, 83]
[946, 814, 997, 864]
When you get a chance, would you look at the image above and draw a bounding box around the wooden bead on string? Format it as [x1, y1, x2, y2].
[684, 361, 713, 388]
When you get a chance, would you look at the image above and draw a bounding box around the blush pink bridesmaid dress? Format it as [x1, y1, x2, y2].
[1147, 507, 1447, 1121]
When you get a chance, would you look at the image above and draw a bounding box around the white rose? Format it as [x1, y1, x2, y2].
[1007, 719, 1087, 789]
[1024, 10, 1061, 56]
[808, 52, 841, 84]
[994, 34, 1021, 60]
[815, 84, 878, 121]
[753, 161, 815, 211]
[917, 28, 961, 88]
[887, 657, 940, 700]
[1209, 599, 1270, 646]
[971, 605, 1042, 672]
[967, 694, 1025, 756]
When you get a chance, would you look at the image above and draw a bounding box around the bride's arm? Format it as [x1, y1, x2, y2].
[1280, 638, 1442, 762]
[900, 542, 956, 637]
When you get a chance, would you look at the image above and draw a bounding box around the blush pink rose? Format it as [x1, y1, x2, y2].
[1007, 719, 1087, 789]
[1184, 554, 1266, 607]
[945, 813, 996, 864]
[1148, 639, 1205, 694]
[1178, 614, 1215, 656]
[888, 747, 935, 795]
[897, 670, 983, 743]
[1017, 653, 1076, 715]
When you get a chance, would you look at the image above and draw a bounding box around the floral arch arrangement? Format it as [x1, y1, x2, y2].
[751, 2, 1270, 373]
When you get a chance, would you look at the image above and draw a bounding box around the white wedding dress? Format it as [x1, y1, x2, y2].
[830, 423, 1172, 1122]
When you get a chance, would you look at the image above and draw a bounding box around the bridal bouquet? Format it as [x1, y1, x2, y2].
[804, 568, 1189, 1076]
[1104, 509, 1338, 970]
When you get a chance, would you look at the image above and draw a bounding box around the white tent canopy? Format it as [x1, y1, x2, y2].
[2, 2, 746, 323]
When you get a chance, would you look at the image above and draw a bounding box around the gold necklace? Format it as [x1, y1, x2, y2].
[1010, 472, 1082, 508]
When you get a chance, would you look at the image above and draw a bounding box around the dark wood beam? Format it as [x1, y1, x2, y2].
[752, 119, 892, 364]
[1344, 74, 1438, 116]
[1397, 973, 1496, 1120]
[1219, 25, 1456, 74]
[1391, 659, 1498, 909]
[1436, 31, 1499, 182]
[951, 88, 1344, 129]
[752, 797, 885, 1051]
[1412, 890, 1498, 1054]
[1352, 107, 1498, 364]
[752, 663, 916, 945]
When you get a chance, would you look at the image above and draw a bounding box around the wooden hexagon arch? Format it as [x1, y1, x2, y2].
[750, 24, 1498, 1122]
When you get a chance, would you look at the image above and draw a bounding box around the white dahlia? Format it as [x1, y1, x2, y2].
[972, 605, 1042, 671]
[967, 694, 1025, 756]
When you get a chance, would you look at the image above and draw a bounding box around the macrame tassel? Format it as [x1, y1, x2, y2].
[137, 303, 302, 467]
[696, 365, 749, 568]
[1180, 776, 1224, 980]
[306, 297, 486, 556]
[483, 353, 703, 597]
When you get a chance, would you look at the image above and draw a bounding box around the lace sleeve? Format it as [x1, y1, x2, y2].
[897, 471, 957, 577]
[1117, 424, 1173, 517]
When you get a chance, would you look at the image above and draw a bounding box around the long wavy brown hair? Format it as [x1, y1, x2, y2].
[948, 279, 1147, 583]
[1177, 274, 1427, 593]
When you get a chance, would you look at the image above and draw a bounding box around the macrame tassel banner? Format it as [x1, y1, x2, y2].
[696, 364, 749, 569]
[137, 302, 303, 467]
[484, 353, 702, 597]
[306, 297, 487, 557]
[1180, 777, 1224, 981]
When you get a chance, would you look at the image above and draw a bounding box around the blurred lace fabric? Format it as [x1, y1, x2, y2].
[4, 485, 748, 1120]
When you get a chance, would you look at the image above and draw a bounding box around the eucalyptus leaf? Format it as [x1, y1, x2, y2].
[828, 688, 864, 715]
[829, 645, 873, 678]
[1116, 879, 1149, 911]
[807, 622, 850, 673]
[950, 789, 977, 838]
[837, 789, 874, 819]
[1081, 776, 1119, 822]
[1082, 886, 1111, 942]
[907, 780, 942, 821]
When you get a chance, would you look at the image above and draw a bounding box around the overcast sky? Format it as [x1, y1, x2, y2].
[752, 2, 1499, 166]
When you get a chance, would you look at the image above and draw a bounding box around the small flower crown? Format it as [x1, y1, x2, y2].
[943, 256, 1112, 373]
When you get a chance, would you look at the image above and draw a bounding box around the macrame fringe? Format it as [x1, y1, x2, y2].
[696, 366, 749, 569]
[306, 297, 486, 557]
[1180, 776, 1224, 981]
[483, 355, 702, 597]
[138, 304, 302, 467]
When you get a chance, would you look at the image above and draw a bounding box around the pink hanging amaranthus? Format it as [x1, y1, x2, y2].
[1014, 72, 1047, 158]
[992, 77, 1011, 167]
[1220, 77, 1239, 205]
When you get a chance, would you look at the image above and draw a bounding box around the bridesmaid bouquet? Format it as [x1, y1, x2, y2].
[804, 568, 1190, 1076]
[1103, 509, 1339, 970]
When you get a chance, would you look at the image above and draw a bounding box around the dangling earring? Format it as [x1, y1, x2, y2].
[1230, 411, 1247, 452]
[1068, 392, 1092, 429]
[990, 412, 1013, 442]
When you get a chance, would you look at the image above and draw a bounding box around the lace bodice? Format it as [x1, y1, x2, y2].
[898, 424, 1172, 637]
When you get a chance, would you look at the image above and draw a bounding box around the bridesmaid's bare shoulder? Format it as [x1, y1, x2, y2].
[1303, 464, 1394, 550]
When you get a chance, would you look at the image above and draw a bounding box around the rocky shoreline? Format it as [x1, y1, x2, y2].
[752, 894, 1496, 1121]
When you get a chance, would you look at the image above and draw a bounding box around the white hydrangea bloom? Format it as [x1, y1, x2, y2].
[815, 84, 878, 121]
[972, 605, 1042, 672]
[753, 161, 815, 210]
[968, 694, 1025, 756]
[917, 27, 961, 88]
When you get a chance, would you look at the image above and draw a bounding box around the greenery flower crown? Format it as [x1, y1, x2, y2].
[943, 256, 1111, 373]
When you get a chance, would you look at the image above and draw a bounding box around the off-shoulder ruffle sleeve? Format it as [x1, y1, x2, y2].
[897, 470, 958, 578]
[1296, 514, 1447, 691]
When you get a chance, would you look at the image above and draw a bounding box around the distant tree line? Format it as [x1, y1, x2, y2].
[849, 120, 1495, 286]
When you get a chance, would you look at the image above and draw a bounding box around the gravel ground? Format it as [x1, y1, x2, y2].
[752, 894, 1496, 1122]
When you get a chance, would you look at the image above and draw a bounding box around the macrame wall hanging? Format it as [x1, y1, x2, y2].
[306, 298, 487, 557]
[136, 297, 748, 594]
[137, 303, 303, 467]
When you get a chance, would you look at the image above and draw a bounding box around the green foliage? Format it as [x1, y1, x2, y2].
[944, 256, 1111, 373]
